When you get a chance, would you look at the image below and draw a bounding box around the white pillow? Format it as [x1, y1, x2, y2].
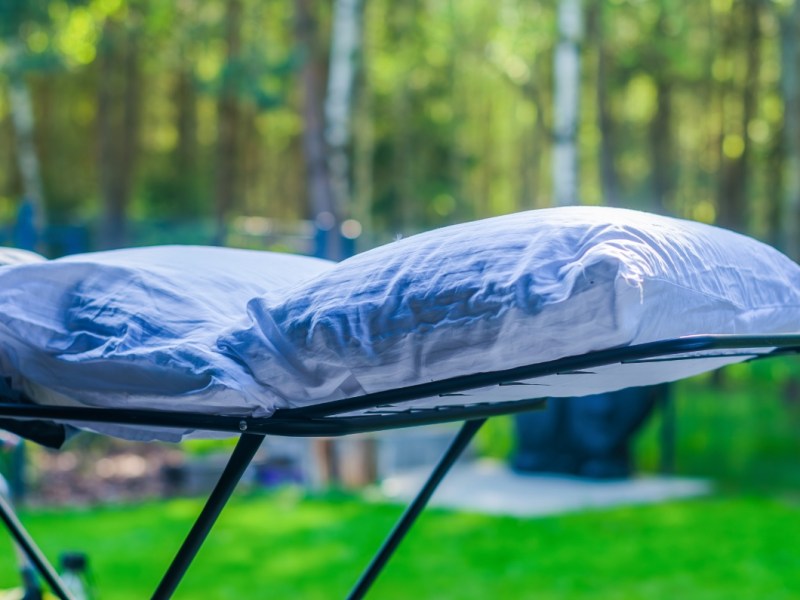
[219, 206, 800, 408]
[0, 247, 45, 266]
[0, 246, 334, 439]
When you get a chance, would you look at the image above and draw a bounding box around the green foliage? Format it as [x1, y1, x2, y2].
[0, 0, 794, 245]
[0, 1, 50, 39]
[636, 358, 800, 491]
[474, 415, 515, 460]
[181, 437, 238, 456]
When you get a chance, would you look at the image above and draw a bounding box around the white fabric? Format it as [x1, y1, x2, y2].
[1, 207, 799, 441]
[0, 247, 45, 266]
[219, 207, 800, 410]
[0, 246, 334, 440]
[338, 349, 771, 416]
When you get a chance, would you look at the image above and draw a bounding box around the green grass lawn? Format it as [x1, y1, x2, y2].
[0, 490, 799, 599]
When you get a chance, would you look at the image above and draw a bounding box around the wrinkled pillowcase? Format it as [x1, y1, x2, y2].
[0, 245, 334, 440]
[0, 247, 46, 266]
[218, 206, 800, 409]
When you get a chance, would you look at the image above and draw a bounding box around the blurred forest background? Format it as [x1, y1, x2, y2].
[2, 0, 800, 260]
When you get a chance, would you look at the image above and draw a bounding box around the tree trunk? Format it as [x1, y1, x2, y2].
[717, 0, 760, 234]
[353, 34, 374, 249]
[552, 0, 582, 206]
[214, 0, 243, 245]
[97, 21, 140, 249]
[296, 0, 341, 259]
[97, 22, 116, 246]
[781, 0, 800, 258]
[392, 79, 414, 232]
[650, 76, 673, 213]
[765, 118, 784, 247]
[7, 40, 47, 249]
[325, 0, 364, 242]
[174, 65, 199, 214]
[642, 4, 675, 214]
[119, 26, 140, 230]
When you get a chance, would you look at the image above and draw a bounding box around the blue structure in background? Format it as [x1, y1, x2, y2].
[6, 199, 348, 260]
[47, 225, 89, 257]
[313, 224, 356, 261]
[4, 197, 89, 258]
[313, 224, 328, 259]
[341, 233, 356, 259]
[12, 199, 38, 251]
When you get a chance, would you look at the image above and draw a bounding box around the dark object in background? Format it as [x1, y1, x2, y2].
[0, 378, 69, 450]
[512, 385, 668, 479]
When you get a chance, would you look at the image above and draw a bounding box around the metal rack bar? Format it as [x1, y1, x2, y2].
[0, 492, 73, 600]
[0, 335, 795, 438]
[152, 433, 265, 599]
[347, 419, 486, 600]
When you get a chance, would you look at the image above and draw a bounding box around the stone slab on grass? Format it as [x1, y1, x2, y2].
[381, 459, 712, 517]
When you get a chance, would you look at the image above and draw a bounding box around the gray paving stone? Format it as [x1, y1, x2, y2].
[381, 459, 712, 517]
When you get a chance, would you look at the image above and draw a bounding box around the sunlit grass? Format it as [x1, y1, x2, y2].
[0, 491, 799, 599]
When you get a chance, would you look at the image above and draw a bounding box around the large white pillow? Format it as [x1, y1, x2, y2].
[0, 246, 334, 439]
[219, 206, 800, 409]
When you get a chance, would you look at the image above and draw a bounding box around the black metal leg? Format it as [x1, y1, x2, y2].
[347, 418, 486, 600]
[152, 432, 265, 600]
[0, 492, 73, 600]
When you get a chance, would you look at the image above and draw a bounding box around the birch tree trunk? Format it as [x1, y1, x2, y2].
[552, 0, 582, 207]
[296, 0, 341, 259]
[781, 0, 800, 259]
[325, 0, 364, 243]
[7, 41, 47, 247]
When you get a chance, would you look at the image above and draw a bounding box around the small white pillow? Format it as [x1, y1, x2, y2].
[219, 207, 800, 408]
[0, 246, 334, 439]
[0, 247, 46, 266]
